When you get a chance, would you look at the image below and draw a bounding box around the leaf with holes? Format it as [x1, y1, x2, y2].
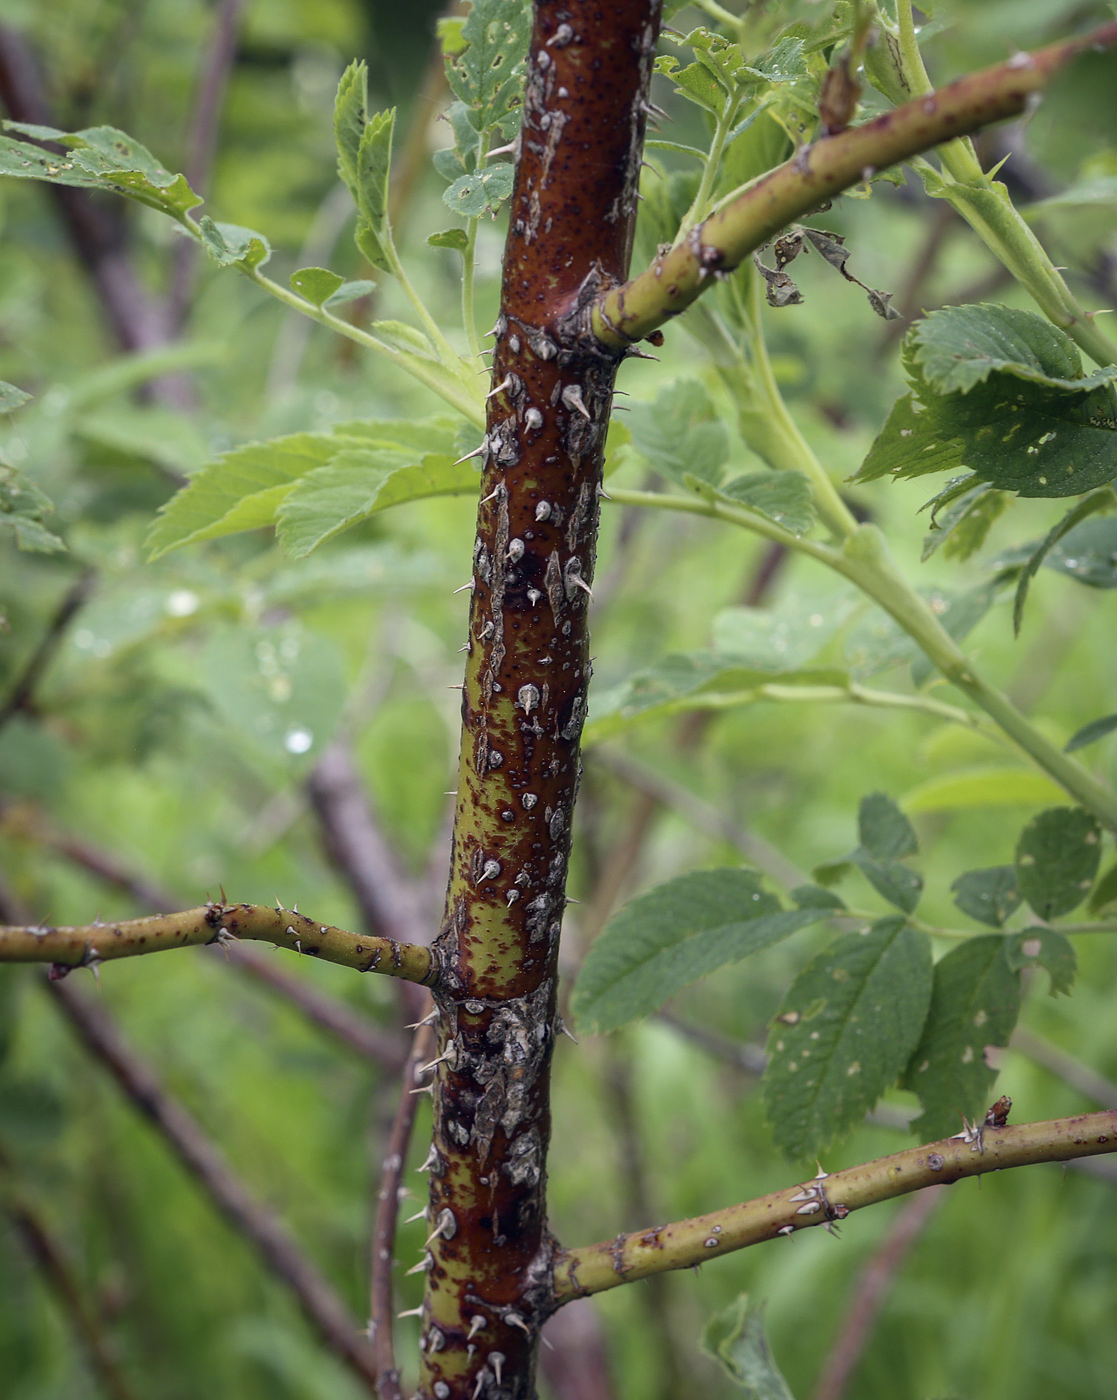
[1005, 928, 1076, 997]
[903, 935, 1022, 1141]
[763, 917, 932, 1160]
[571, 869, 830, 1035]
[445, 0, 531, 139]
[1015, 807, 1101, 919]
[443, 164, 515, 218]
[951, 866, 1021, 927]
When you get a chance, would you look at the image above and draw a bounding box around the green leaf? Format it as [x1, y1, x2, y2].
[853, 855, 923, 914]
[1011, 489, 1113, 635]
[714, 588, 857, 670]
[921, 480, 1008, 562]
[997, 517, 1117, 589]
[443, 163, 515, 218]
[445, 0, 531, 139]
[275, 451, 480, 557]
[1065, 712, 1117, 753]
[333, 61, 368, 195]
[910, 575, 1005, 688]
[324, 279, 376, 307]
[951, 867, 1021, 927]
[356, 108, 395, 234]
[1015, 807, 1101, 919]
[904, 935, 1022, 1140]
[355, 220, 391, 275]
[428, 228, 470, 252]
[792, 884, 847, 911]
[0, 463, 66, 553]
[715, 471, 815, 535]
[858, 792, 917, 859]
[1089, 861, 1117, 914]
[701, 1295, 797, 1399]
[0, 380, 31, 413]
[902, 766, 1064, 813]
[628, 381, 729, 487]
[763, 918, 932, 1160]
[1005, 928, 1076, 997]
[289, 267, 345, 307]
[908, 303, 1117, 396]
[198, 217, 270, 270]
[571, 869, 829, 1035]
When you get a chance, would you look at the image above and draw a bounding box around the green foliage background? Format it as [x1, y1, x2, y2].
[1, 1, 1117, 1398]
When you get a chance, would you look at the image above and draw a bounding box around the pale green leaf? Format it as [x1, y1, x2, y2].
[701, 1296, 797, 1400]
[902, 766, 1065, 813]
[628, 380, 728, 487]
[290, 267, 345, 306]
[763, 918, 932, 1159]
[198, 217, 270, 269]
[716, 471, 815, 535]
[324, 279, 376, 307]
[355, 219, 391, 274]
[428, 228, 470, 252]
[1015, 807, 1101, 919]
[333, 61, 368, 195]
[0, 463, 65, 553]
[0, 381, 31, 413]
[571, 869, 829, 1035]
[904, 936, 1021, 1140]
[356, 108, 395, 233]
[714, 588, 857, 669]
[443, 163, 515, 217]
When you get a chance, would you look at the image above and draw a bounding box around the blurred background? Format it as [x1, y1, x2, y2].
[1, 1, 1116, 1396]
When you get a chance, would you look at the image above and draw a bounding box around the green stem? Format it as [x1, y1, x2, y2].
[665, 680, 985, 729]
[692, 0, 742, 30]
[676, 97, 742, 244]
[605, 488, 1117, 829]
[461, 219, 482, 362]
[382, 237, 465, 370]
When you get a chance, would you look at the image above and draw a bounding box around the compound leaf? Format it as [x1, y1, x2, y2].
[1015, 807, 1101, 919]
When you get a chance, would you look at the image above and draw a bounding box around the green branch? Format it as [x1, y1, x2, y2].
[0, 903, 437, 982]
[552, 1109, 1117, 1300]
[593, 21, 1117, 348]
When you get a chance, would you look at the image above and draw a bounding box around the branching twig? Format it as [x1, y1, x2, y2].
[0, 571, 95, 734]
[44, 977, 381, 1392]
[0, 902, 436, 982]
[809, 1187, 946, 1400]
[553, 1110, 1117, 1300]
[370, 1014, 436, 1400]
[0, 1142, 140, 1400]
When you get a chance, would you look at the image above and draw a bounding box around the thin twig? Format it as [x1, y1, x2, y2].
[44, 977, 381, 1393]
[0, 1141, 140, 1400]
[1011, 1026, 1117, 1111]
[168, 0, 248, 327]
[0, 570, 95, 734]
[370, 1014, 436, 1400]
[810, 1188, 946, 1400]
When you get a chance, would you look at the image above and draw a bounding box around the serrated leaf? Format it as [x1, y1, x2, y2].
[1089, 861, 1117, 913]
[275, 451, 480, 557]
[716, 471, 815, 535]
[908, 303, 1117, 396]
[904, 935, 1021, 1141]
[333, 61, 368, 195]
[1066, 712, 1117, 753]
[0, 463, 66, 553]
[764, 918, 932, 1160]
[628, 380, 729, 487]
[714, 588, 857, 670]
[356, 108, 394, 234]
[792, 884, 847, 911]
[951, 867, 1021, 927]
[1005, 928, 1076, 997]
[1012, 489, 1113, 635]
[289, 267, 345, 306]
[571, 870, 829, 1035]
[858, 792, 917, 859]
[1000, 517, 1117, 589]
[0, 381, 31, 412]
[443, 163, 515, 217]
[1015, 807, 1101, 919]
[701, 1295, 796, 1400]
[355, 220, 391, 274]
[324, 279, 376, 308]
[198, 217, 270, 269]
[445, 0, 531, 139]
[428, 228, 470, 252]
[921, 481, 1008, 562]
[902, 766, 1064, 813]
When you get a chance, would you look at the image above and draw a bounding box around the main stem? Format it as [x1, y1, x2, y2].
[415, 6, 660, 1399]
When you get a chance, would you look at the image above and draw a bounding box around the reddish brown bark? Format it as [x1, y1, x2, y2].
[416, 5, 661, 1397]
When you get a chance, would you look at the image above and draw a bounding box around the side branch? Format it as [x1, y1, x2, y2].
[0, 903, 436, 982]
[551, 1110, 1117, 1301]
[594, 21, 1117, 346]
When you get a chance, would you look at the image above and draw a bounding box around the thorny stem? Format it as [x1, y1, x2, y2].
[592, 21, 1117, 347]
[0, 903, 436, 981]
[552, 1109, 1117, 1300]
[371, 1017, 437, 1400]
[604, 488, 1117, 830]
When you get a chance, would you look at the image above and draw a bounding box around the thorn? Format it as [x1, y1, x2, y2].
[454, 439, 488, 466]
[569, 574, 594, 601]
[491, 1352, 505, 1386]
[597, 483, 613, 501]
[419, 1049, 455, 1075]
[487, 139, 517, 157]
[274, 895, 284, 911]
[397, 1305, 424, 1319]
[444, 790, 459, 797]
[814, 1163, 830, 1180]
[408, 1082, 434, 1095]
[417, 1145, 440, 1173]
[405, 1253, 433, 1276]
[458, 642, 470, 652]
[561, 383, 591, 419]
[558, 1020, 578, 1044]
[540, 1333, 554, 1350]
[468, 1315, 486, 1340]
[565, 896, 582, 905]
[448, 683, 465, 690]
[453, 580, 475, 594]
[478, 482, 503, 506]
[504, 1311, 531, 1336]
[472, 1376, 485, 1400]
[404, 1207, 429, 1224]
[405, 1009, 439, 1029]
[486, 374, 514, 400]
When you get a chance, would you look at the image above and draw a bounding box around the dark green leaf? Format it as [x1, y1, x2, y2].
[571, 870, 829, 1035]
[1065, 712, 1117, 753]
[853, 855, 923, 914]
[333, 61, 368, 195]
[0, 381, 31, 413]
[858, 792, 918, 860]
[356, 108, 395, 234]
[716, 471, 815, 535]
[1089, 861, 1117, 913]
[701, 1295, 797, 1399]
[443, 163, 515, 218]
[0, 463, 65, 553]
[951, 867, 1021, 927]
[921, 480, 1008, 562]
[1012, 489, 1113, 635]
[1015, 807, 1101, 919]
[198, 217, 270, 270]
[764, 918, 933, 1159]
[428, 228, 470, 252]
[289, 267, 345, 307]
[792, 885, 847, 911]
[1005, 928, 1076, 997]
[628, 380, 729, 487]
[904, 935, 1022, 1141]
[445, 0, 531, 139]
[853, 387, 965, 486]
